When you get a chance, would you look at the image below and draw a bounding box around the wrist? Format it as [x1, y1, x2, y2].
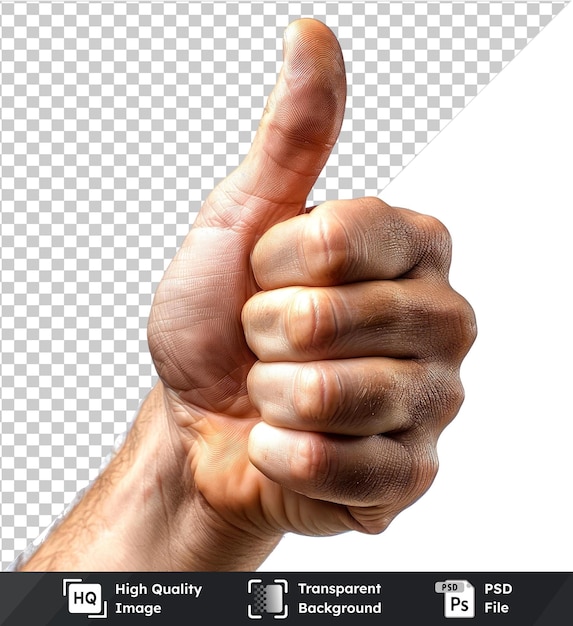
[21, 381, 281, 571]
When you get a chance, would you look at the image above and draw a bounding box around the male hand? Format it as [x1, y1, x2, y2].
[147, 18, 476, 561]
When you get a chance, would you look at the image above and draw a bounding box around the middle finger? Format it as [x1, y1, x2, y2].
[242, 280, 457, 362]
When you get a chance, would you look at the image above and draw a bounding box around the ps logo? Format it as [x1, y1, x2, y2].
[435, 579, 475, 619]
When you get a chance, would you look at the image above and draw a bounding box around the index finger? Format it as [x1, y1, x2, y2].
[251, 197, 453, 289]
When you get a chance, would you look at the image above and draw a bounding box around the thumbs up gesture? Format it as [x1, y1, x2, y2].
[146, 18, 476, 565]
[22, 19, 476, 572]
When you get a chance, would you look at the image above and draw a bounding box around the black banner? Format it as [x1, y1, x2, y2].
[0, 572, 571, 625]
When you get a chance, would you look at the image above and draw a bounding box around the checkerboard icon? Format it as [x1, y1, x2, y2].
[248, 579, 288, 619]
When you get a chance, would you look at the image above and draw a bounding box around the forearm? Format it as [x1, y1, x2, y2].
[20, 381, 280, 571]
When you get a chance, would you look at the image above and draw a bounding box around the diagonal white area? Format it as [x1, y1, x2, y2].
[261, 3, 573, 572]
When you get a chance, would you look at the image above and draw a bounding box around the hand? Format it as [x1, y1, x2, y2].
[147, 18, 476, 552]
[21, 18, 476, 572]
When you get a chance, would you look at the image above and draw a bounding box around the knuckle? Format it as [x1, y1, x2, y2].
[431, 375, 466, 428]
[292, 363, 343, 429]
[457, 294, 478, 352]
[403, 443, 439, 503]
[378, 438, 438, 502]
[304, 210, 352, 284]
[402, 365, 466, 435]
[241, 291, 266, 327]
[423, 288, 477, 359]
[447, 376, 467, 417]
[285, 289, 338, 356]
[291, 434, 335, 492]
[414, 213, 453, 273]
[349, 442, 439, 535]
[240, 295, 260, 342]
[442, 292, 478, 358]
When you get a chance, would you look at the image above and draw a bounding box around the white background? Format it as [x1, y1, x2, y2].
[261, 3, 573, 572]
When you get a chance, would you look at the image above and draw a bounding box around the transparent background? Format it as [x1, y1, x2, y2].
[0, 1, 568, 570]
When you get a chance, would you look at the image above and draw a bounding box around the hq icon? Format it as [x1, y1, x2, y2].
[63, 578, 108, 619]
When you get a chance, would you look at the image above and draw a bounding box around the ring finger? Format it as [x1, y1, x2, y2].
[247, 358, 422, 436]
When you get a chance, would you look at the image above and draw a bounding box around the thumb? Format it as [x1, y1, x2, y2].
[195, 18, 346, 233]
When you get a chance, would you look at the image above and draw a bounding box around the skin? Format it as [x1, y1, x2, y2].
[21, 19, 476, 572]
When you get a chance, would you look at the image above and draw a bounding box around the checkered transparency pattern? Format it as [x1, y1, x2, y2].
[0, 2, 568, 569]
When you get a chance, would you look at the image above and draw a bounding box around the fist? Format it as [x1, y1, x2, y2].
[147, 18, 476, 542]
[243, 197, 476, 531]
